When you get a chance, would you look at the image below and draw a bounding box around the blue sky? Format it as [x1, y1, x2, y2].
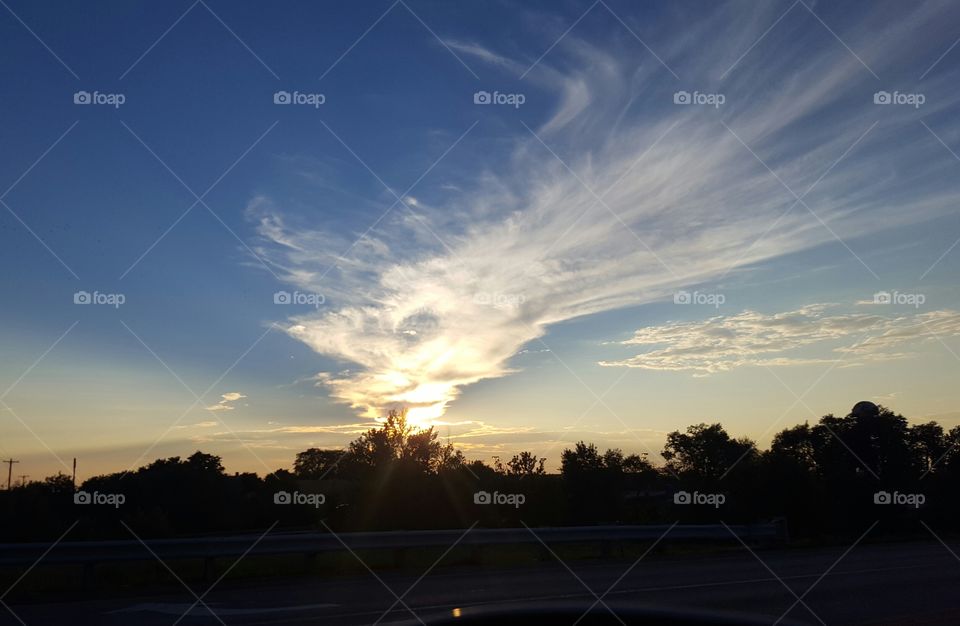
[2, 0, 960, 479]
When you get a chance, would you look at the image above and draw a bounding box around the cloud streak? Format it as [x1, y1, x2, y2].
[252, 1, 960, 422]
[601, 305, 960, 374]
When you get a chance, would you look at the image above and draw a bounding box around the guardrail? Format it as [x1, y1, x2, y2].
[0, 521, 785, 571]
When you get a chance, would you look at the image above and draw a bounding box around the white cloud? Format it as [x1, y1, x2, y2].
[206, 392, 247, 412]
[251, 3, 960, 422]
[182, 421, 219, 428]
[601, 306, 960, 374]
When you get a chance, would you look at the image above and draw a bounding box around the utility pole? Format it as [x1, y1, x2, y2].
[17, 475, 28, 487]
[3, 459, 19, 490]
[72, 458, 77, 489]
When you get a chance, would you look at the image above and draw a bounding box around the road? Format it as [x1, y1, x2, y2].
[4, 541, 960, 625]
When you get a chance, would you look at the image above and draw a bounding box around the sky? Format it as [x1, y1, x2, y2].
[2, 0, 960, 481]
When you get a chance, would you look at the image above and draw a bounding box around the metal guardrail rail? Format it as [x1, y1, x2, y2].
[0, 522, 784, 568]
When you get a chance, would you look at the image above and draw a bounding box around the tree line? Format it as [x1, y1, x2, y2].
[3, 402, 960, 541]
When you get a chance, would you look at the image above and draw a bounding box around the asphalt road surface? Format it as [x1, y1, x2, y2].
[5, 541, 960, 625]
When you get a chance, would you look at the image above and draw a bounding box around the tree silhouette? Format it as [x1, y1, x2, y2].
[7, 401, 960, 541]
[498, 451, 546, 476]
[294, 448, 345, 479]
[662, 423, 758, 480]
[908, 421, 945, 473]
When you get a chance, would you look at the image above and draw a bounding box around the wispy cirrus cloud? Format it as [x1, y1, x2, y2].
[601, 305, 960, 374]
[251, 1, 960, 422]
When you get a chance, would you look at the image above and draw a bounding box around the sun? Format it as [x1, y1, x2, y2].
[404, 404, 445, 429]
